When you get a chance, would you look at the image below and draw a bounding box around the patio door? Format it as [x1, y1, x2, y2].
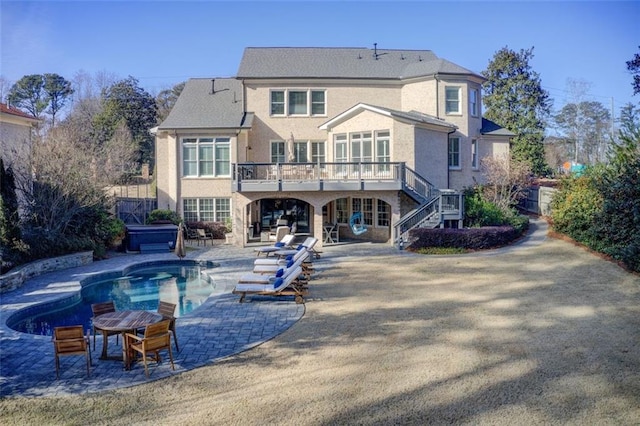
[260, 199, 310, 233]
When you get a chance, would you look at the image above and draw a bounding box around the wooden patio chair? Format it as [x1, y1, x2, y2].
[91, 301, 118, 350]
[125, 320, 175, 377]
[196, 228, 214, 246]
[157, 301, 179, 352]
[53, 325, 91, 379]
[183, 223, 199, 242]
[232, 266, 308, 304]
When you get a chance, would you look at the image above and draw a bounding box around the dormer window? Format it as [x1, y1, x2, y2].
[270, 89, 326, 117]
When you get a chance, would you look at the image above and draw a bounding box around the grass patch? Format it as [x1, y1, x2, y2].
[413, 247, 468, 255]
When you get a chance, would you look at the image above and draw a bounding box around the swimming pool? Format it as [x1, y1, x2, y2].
[8, 260, 220, 336]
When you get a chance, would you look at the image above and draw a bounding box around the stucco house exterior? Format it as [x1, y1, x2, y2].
[0, 103, 40, 207]
[154, 47, 513, 248]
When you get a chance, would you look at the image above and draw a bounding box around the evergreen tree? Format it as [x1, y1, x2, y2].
[482, 47, 552, 176]
[626, 46, 640, 95]
[7, 73, 74, 127]
[93, 76, 158, 169]
[0, 158, 22, 268]
[43, 73, 74, 126]
[7, 74, 47, 118]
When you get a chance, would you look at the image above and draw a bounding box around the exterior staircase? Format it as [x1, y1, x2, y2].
[394, 167, 463, 247]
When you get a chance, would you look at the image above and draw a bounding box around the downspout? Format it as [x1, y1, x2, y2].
[434, 73, 440, 119]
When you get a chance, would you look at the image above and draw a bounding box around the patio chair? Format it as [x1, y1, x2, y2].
[125, 320, 175, 378]
[196, 228, 214, 246]
[157, 301, 179, 352]
[241, 251, 309, 284]
[253, 243, 311, 266]
[253, 237, 317, 270]
[53, 325, 91, 379]
[232, 266, 308, 304]
[91, 301, 119, 350]
[254, 233, 295, 257]
[268, 225, 289, 243]
[183, 223, 199, 242]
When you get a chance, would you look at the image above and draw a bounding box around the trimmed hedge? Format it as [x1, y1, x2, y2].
[407, 226, 523, 251]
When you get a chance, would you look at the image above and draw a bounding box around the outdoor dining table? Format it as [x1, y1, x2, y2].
[92, 310, 163, 368]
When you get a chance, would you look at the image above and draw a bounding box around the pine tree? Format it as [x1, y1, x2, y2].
[482, 47, 552, 176]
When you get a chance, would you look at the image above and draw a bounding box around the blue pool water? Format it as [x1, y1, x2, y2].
[8, 261, 220, 336]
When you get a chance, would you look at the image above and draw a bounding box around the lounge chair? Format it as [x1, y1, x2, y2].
[269, 225, 290, 243]
[238, 262, 299, 284]
[232, 266, 308, 304]
[254, 243, 310, 266]
[254, 233, 295, 257]
[253, 250, 314, 281]
[254, 237, 318, 266]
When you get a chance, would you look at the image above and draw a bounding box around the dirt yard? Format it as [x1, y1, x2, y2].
[1, 230, 639, 425]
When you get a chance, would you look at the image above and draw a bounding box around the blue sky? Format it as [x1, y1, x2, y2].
[2, 1, 639, 117]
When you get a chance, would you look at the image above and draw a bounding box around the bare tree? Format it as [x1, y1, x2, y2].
[100, 119, 138, 182]
[480, 155, 533, 213]
[0, 76, 13, 103]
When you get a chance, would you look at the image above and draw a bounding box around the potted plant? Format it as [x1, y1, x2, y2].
[224, 217, 234, 244]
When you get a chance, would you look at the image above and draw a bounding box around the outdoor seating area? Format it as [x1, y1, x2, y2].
[0, 234, 310, 396]
[60, 301, 178, 379]
[233, 236, 318, 304]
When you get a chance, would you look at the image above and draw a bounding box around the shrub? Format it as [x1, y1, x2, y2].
[186, 221, 227, 239]
[464, 187, 507, 227]
[146, 209, 181, 225]
[408, 226, 522, 251]
[550, 170, 603, 249]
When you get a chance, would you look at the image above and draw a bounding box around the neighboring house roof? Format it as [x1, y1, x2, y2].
[237, 47, 484, 80]
[481, 118, 516, 136]
[158, 78, 253, 130]
[319, 103, 457, 131]
[0, 103, 40, 123]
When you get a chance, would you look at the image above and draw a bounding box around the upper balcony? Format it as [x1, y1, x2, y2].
[232, 162, 439, 204]
[233, 162, 407, 193]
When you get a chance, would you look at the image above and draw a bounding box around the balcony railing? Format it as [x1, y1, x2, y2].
[232, 162, 406, 193]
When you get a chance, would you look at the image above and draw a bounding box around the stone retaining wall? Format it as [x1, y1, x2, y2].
[0, 251, 93, 294]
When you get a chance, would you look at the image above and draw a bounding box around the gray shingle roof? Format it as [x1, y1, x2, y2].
[158, 78, 252, 130]
[319, 103, 457, 131]
[237, 47, 482, 80]
[481, 118, 516, 136]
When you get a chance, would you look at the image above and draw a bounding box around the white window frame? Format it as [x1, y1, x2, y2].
[311, 141, 326, 165]
[375, 130, 391, 173]
[293, 141, 308, 162]
[332, 197, 390, 228]
[377, 199, 390, 227]
[471, 139, 478, 169]
[182, 137, 230, 177]
[445, 86, 461, 115]
[183, 198, 231, 223]
[270, 91, 285, 115]
[469, 89, 479, 117]
[270, 89, 326, 117]
[270, 140, 285, 163]
[448, 137, 461, 169]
